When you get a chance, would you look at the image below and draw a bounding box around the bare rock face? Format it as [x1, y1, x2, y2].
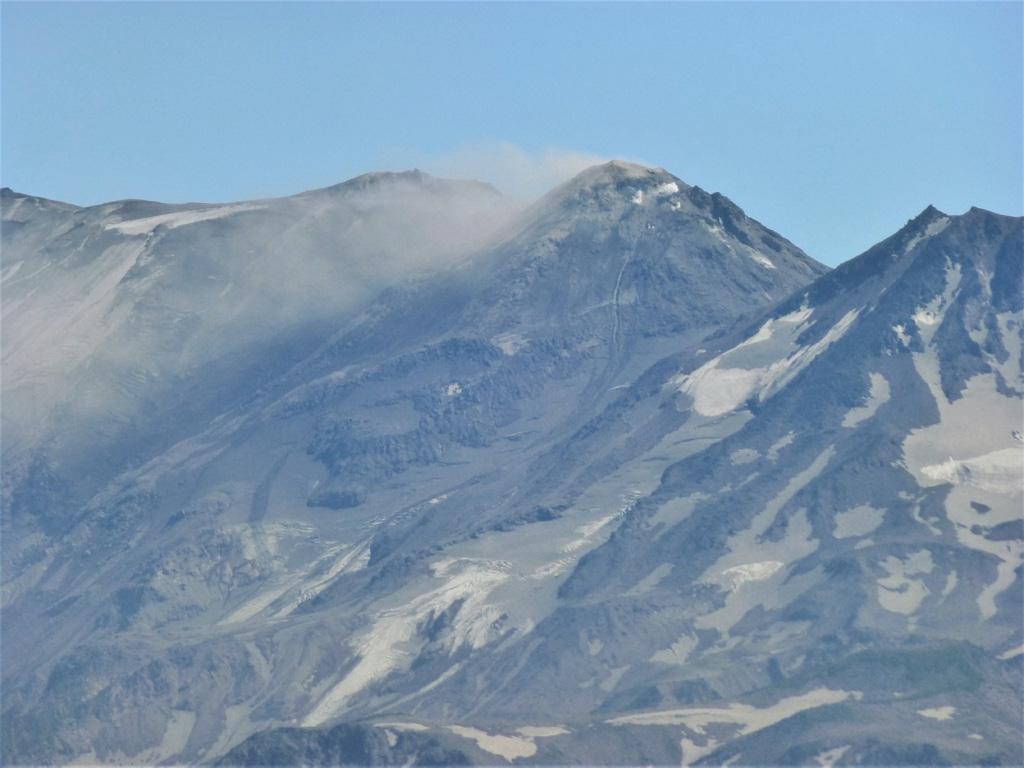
[2, 165, 1020, 767]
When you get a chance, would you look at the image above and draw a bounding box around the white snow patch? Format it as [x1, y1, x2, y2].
[375, 721, 429, 732]
[447, 726, 537, 760]
[680, 735, 719, 766]
[608, 687, 858, 730]
[904, 382, 1023, 618]
[902, 216, 951, 255]
[274, 543, 370, 618]
[654, 181, 680, 196]
[893, 324, 912, 346]
[721, 561, 784, 589]
[650, 634, 699, 665]
[530, 557, 575, 579]
[767, 432, 795, 461]
[876, 549, 934, 615]
[748, 251, 776, 270]
[815, 745, 851, 768]
[631, 189, 644, 204]
[941, 570, 958, 598]
[696, 448, 832, 634]
[678, 365, 763, 417]
[600, 665, 631, 692]
[901, 274, 1023, 621]
[518, 725, 568, 738]
[730, 448, 760, 465]
[911, 261, 962, 345]
[675, 309, 859, 417]
[492, 332, 527, 355]
[842, 372, 890, 427]
[561, 511, 623, 553]
[920, 448, 1023, 495]
[833, 505, 885, 539]
[303, 558, 512, 727]
[106, 203, 265, 235]
[917, 706, 956, 721]
[446, 382, 462, 396]
[997, 643, 1024, 660]
[914, 308, 942, 327]
[988, 312, 1024, 390]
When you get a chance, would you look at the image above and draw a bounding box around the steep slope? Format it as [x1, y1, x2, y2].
[220, 205, 1021, 766]
[0, 163, 826, 766]
[1, 174, 516, 500]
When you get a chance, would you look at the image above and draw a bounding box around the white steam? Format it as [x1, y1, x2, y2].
[388, 141, 611, 201]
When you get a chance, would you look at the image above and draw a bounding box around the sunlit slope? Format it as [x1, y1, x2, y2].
[1, 162, 827, 765]
[223, 205, 1021, 766]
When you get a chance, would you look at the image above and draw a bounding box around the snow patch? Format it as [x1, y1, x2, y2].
[608, 688, 858, 732]
[650, 634, 699, 665]
[997, 644, 1024, 660]
[517, 725, 569, 738]
[376, 721, 429, 732]
[842, 373, 890, 427]
[447, 726, 537, 760]
[911, 261, 962, 345]
[833, 505, 885, 539]
[600, 665, 631, 692]
[902, 359, 1023, 619]
[492, 332, 527, 355]
[815, 745, 851, 768]
[730, 448, 760, 465]
[767, 432, 795, 460]
[654, 181, 680, 196]
[902, 216, 951, 255]
[696, 448, 832, 635]
[675, 310, 859, 417]
[106, 203, 265, 235]
[303, 557, 512, 726]
[876, 549, 934, 615]
[748, 251, 776, 270]
[631, 189, 644, 204]
[893, 324, 912, 346]
[917, 706, 956, 721]
[941, 570, 958, 598]
[920, 448, 1023, 495]
[721, 561, 784, 589]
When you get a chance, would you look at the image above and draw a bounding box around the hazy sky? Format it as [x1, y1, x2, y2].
[2, 2, 1021, 266]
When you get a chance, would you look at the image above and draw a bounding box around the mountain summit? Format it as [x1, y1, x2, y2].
[1, 166, 1020, 766]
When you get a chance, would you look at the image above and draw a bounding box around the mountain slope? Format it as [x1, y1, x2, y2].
[0, 163, 831, 765]
[218, 204, 1022, 766]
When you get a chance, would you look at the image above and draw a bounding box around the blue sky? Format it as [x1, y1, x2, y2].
[2, 2, 1021, 266]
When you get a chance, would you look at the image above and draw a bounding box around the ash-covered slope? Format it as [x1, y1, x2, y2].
[1, 174, 516, 502]
[1, 163, 826, 766]
[220, 205, 1022, 767]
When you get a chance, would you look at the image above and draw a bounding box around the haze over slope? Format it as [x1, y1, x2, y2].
[1, 162, 1020, 767]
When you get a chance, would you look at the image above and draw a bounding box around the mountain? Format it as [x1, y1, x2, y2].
[220, 203, 1022, 768]
[2, 163, 1020, 767]
[1, 174, 516, 500]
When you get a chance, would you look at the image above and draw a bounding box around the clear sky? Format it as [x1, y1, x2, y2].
[2, 1, 1021, 266]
